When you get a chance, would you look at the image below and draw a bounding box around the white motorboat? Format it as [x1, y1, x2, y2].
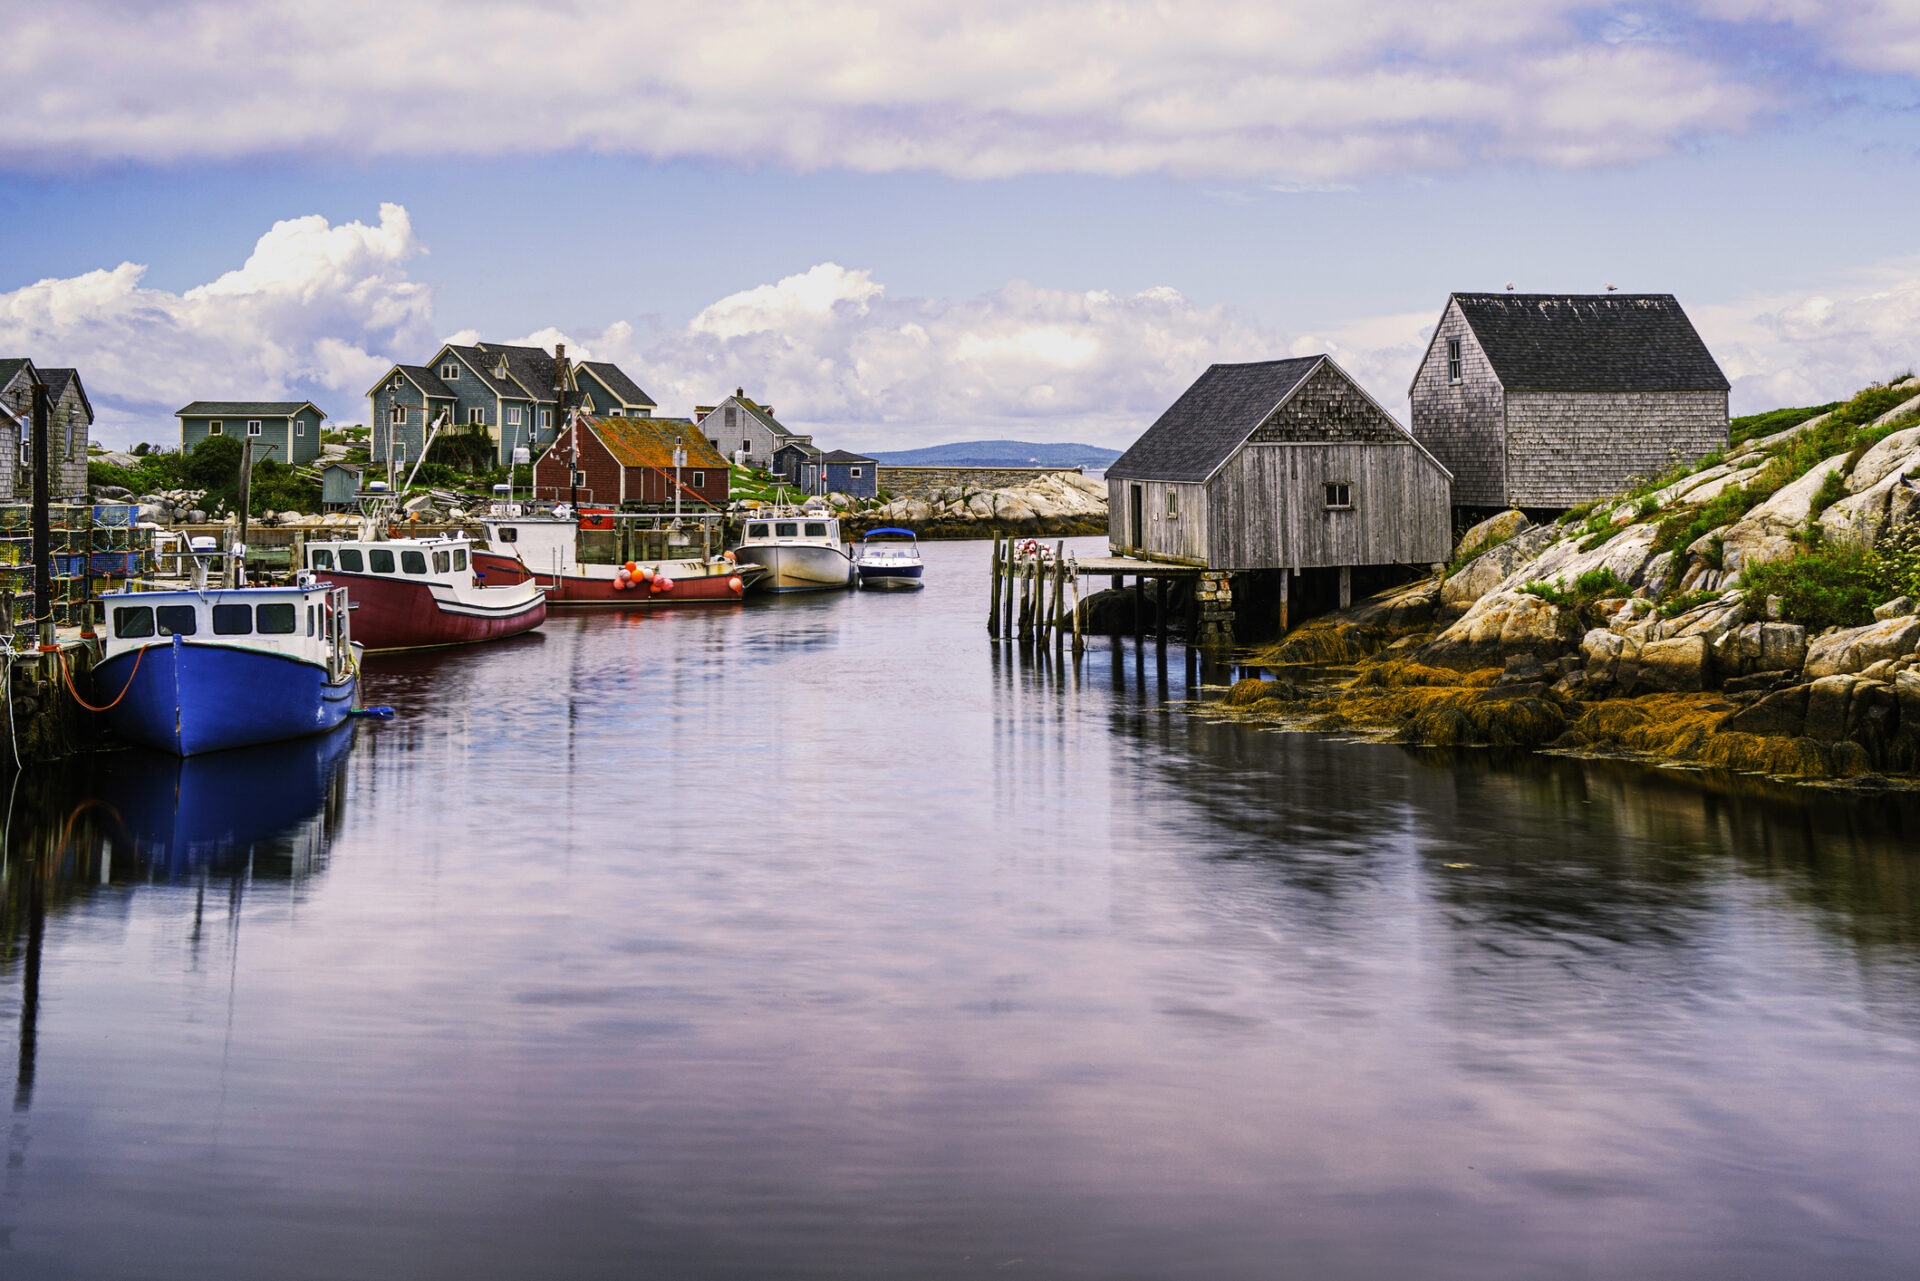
[731, 507, 853, 593]
[853, 527, 924, 589]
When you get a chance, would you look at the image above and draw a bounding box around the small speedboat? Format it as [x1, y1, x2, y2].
[95, 577, 359, 756]
[731, 506, 853, 593]
[853, 527, 924, 589]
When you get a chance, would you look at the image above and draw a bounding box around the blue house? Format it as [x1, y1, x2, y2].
[366, 342, 655, 467]
[771, 438, 824, 492]
[823, 450, 878, 499]
[176, 401, 326, 465]
[320, 461, 363, 510]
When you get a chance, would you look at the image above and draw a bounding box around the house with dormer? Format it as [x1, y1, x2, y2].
[0, 358, 95, 500]
[366, 343, 655, 468]
[695, 390, 796, 469]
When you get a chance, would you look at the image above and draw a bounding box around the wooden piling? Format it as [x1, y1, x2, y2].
[1279, 569, 1290, 635]
[987, 535, 1002, 638]
[1132, 575, 1144, 646]
[1155, 576, 1167, 653]
[1002, 539, 1015, 639]
[1050, 542, 1066, 645]
[1071, 568, 1084, 657]
[1338, 565, 1351, 610]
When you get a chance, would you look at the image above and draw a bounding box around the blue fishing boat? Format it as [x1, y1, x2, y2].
[93, 581, 359, 756]
[853, 527, 924, 589]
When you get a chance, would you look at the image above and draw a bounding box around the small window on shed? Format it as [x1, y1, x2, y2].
[295, 419, 305, 436]
[1166, 489, 1179, 520]
[209, 420, 224, 435]
[1446, 338, 1462, 384]
[1324, 482, 1352, 509]
[850, 466, 862, 479]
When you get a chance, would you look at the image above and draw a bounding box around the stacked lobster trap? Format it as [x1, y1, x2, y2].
[1, 504, 156, 630]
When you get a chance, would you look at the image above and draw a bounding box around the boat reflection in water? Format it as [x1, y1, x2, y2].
[84, 722, 354, 883]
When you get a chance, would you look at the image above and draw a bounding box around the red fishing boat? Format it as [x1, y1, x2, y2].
[474, 504, 762, 606]
[304, 534, 547, 650]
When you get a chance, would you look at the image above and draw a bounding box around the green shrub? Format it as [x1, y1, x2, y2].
[1808, 467, 1849, 520]
[1572, 567, 1630, 598]
[1740, 546, 1892, 631]
[1730, 402, 1840, 446]
[1658, 589, 1723, 618]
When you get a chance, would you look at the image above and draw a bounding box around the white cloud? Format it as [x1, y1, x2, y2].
[18, 204, 1920, 451]
[0, 203, 433, 444]
[0, 0, 1803, 183]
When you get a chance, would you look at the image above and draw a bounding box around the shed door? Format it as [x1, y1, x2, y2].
[1129, 485, 1144, 549]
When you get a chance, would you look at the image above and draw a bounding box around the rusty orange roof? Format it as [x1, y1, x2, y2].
[587, 416, 730, 471]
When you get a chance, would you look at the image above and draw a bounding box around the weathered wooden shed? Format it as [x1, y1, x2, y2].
[534, 415, 730, 508]
[1410, 292, 1729, 517]
[1107, 356, 1453, 589]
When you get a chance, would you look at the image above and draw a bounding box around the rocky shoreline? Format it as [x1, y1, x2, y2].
[1212, 379, 1920, 787]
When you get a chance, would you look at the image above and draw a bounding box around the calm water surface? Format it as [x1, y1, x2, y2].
[5, 537, 1920, 1279]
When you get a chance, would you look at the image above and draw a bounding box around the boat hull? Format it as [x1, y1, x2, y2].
[315, 569, 547, 650]
[735, 542, 853, 593]
[96, 638, 356, 757]
[856, 562, 924, 589]
[472, 550, 748, 606]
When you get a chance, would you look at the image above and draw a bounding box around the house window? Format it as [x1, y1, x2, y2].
[725, 406, 738, 429]
[295, 419, 305, 436]
[850, 466, 862, 478]
[707, 438, 719, 451]
[391, 376, 403, 391]
[468, 407, 485, 425]
[389, 406, 407, 425]
[571, 470, 586, 487]
[247, 420, 262, 437]
[741, 439, 751, 454]
[441, 363, 460, 380]
[506, 407, 522, 426]
[209, 420, 224, 435]
[1166, 489, 1178, 519]
[538, 408, 551, 429]
[689, 471, 705, 488]
[17, 439, 27, 466]
[1446, 338, 1462, 384]
[1325, 482, 1352, 509]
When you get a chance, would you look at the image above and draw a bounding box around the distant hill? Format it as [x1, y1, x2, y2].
[865, 439, 1122, 469]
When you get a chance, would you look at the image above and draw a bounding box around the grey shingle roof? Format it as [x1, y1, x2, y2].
[176, 401, 325, 418]
[393, 365, 456, 399]
[0, 359, 32, 389]
[447, 343, 560, 402]
[579, 360, 655, 408]
[775, 439, 824, 459]
[1107, 357, 1325, 482]
[821, 449, 875, 464]
[1450, 293, 1729, 393]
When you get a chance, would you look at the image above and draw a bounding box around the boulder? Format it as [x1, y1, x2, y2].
[1802, 675, 1860, 742]
[1580, 628, 1634, 685]
[1720, 451, 1852, 571]
[1418, 590, 1583, 669]
[1454, 510, 1530, 562]
[1876, 596, 1916, 621]
[1848, 426, 1920, 491]
[1803, 615, 1920, 678]
[1711, 622, 1808, 677]
[1438, 524, 1560, 612]
[1719, 684, 1809, 737]
[1637, 635, 1710, 692]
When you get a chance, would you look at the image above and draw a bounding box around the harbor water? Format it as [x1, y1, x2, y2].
[5, 537, 1920, 1278]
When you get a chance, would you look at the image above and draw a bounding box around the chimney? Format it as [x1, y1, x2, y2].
[556, 343, 566, 362]
[735, 387, 743, 398]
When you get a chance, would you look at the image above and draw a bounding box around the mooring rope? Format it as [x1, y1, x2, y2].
[59, 642, 145, 713]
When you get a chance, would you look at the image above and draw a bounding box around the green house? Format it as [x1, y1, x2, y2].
[177, 401, 326, 465]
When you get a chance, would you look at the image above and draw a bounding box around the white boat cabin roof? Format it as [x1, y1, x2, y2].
[101, 584, 349, 664]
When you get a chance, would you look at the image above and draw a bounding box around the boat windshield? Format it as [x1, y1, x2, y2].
[747, 524, 769, 539]
[775, 522, 797, 537]
[805, 522, 829, 537]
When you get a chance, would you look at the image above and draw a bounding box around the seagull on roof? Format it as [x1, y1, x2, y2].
[1605, 282, 1618, 292]
[1505, 282, 1515, 291]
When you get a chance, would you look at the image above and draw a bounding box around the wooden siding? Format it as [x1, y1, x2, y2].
[0, 366, 91, 500]
[1106, 477, 1210, 563]
[532, 425, 728, 508]
[368, 375, 447, 466]
[1504, 389, 1728, 507]
[1410, 298, 1506, 508]
[1205, 443, 1452, 569]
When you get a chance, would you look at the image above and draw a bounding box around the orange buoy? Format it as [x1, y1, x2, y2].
[728, 576, 744, 595]
[625, 561, 638, 575]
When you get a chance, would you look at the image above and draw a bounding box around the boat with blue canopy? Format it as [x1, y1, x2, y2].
[853, 527, 924, 589]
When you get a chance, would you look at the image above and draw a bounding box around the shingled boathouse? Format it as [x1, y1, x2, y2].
[1105, 355, 1452, 638]
[1410, 292, 1729, 522]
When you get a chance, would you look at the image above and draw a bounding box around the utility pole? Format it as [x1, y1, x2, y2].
[673, 437, 686, 525]
[29, 379, 53, 650]
[555, 343, 578, 511]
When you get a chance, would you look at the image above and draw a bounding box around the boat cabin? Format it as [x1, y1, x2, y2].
[738, 512, 842, 546]
[305, 536, 473, 579]
[103, 584, 354, 680]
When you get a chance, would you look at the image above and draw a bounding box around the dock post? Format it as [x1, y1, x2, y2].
[1016, 554, 1032, 643]
[1132, 575, 1144, 647]
[1002, 539, 1015, 640]
[988, 535, 1002, 638]
[1338, 565, 1351, 610]
[1050, 542, 1066, 648]
[1155, 577, 1167, 650]
[30, 381, 52, 648]
[1279, 570, 1289, 635]
[1071, 568, 1084, 658]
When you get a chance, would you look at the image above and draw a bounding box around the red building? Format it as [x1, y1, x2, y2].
[533, 416, 730, 508]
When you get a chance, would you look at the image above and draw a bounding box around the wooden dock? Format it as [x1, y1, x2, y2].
[986, 537, 1238, 655]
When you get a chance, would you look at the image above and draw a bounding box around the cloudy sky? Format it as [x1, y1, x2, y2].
[3, 0, 1919, 450]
